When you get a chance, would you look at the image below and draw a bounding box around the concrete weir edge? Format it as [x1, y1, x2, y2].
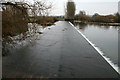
[69, 22, 119, 74]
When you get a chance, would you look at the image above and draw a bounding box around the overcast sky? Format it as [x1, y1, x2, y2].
[2, 0, 120, 16]
[46, 0, 119, 16]
[48, 0, 119, 16]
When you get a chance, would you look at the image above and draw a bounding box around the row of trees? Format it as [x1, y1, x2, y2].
[74, 11, 120, 23]
[65, 0, 120, 23]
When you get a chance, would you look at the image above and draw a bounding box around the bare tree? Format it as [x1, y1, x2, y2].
[1, 0, 52, 55]
[28, 0, 52, 17]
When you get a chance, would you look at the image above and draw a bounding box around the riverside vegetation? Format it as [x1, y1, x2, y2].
[2, 1, 58, 56]
[74, 11, 120, 26]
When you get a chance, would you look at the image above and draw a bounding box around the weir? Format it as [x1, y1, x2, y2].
[3, 21, 119, 78]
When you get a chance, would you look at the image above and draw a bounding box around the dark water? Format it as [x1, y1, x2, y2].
[73, 23, 118, 65]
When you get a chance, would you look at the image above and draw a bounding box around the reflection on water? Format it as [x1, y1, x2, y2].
[3, 23, 44, 56]
[74, 22, 118, 65]
[73, 23, 88, 30]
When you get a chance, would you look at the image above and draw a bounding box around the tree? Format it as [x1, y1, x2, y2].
[1, 0, 52, 56]
[93, 13, 99, 17]
[30, 0, 52, 17]
[79, 11, 86, 15]
[66, 0, 75, 19]
[115, 12, 120, 23]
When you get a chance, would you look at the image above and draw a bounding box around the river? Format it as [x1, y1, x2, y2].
[73, 22, 119, 66]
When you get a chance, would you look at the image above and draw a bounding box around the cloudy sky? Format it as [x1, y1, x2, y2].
[2, 0, 120, 16]
[45, 0, 119, 16]
[48, 0, 119, 16]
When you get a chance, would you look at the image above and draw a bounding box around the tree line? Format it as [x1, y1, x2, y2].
[74, 11, 120, 23]
[65, 0, 120, 23]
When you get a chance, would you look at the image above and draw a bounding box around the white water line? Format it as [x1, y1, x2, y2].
[69, 22, 119, 74]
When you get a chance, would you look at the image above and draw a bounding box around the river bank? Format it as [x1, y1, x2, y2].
[2, 22, 56, 56]
[74, 20, 120, 26]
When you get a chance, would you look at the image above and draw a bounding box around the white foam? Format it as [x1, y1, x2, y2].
[69, 22, 120, 74]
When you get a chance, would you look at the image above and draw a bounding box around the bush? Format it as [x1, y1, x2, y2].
[2, 2, 28, 37]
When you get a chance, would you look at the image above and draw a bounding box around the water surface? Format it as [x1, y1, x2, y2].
[74, 22, 118, 65]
